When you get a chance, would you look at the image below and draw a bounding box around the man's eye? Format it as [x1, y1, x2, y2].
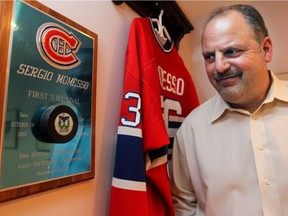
[224, 49, 240, 56]
[203, 54, 215, 62]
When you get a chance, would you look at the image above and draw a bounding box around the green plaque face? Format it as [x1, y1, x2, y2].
[0, 1, 97, 201]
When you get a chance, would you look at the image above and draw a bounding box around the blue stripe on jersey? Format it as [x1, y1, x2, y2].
[113, 134, 146, 182]
[169, 137, 174, 148]
[147, 145, 168, 163]
[169, 121, 182, 129]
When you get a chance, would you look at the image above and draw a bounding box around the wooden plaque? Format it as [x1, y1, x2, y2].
[0, 0, 97, 202]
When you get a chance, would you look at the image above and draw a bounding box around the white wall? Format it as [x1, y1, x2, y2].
[1, 1, 288, 216]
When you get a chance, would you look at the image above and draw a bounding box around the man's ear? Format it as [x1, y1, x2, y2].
[262, 36, 273, 63]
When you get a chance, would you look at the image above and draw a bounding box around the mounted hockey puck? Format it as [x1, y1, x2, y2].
[32, 104, 78, 143]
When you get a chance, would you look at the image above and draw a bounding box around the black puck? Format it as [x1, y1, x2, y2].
[32, 104, 78, 143]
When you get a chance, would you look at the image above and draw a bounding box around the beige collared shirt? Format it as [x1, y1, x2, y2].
[171, 72, 288, 216]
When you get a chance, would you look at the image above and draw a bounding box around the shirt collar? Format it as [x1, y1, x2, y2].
[211, 71, 288, 123]
[264, 71, 288, 103]
[211, 94, 230, 122]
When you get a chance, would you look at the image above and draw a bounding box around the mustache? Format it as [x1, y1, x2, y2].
[214, 70, 242, 82]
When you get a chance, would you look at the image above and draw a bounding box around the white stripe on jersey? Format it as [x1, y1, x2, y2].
[118, 126, 142, 138]
[169, 115, 184, 123]
[112, 177, 146, 191]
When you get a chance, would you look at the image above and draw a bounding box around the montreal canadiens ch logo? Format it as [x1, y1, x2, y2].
[36, 23, 81, 70]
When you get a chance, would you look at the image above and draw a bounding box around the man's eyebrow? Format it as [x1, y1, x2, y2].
[202, 51, 215, 56]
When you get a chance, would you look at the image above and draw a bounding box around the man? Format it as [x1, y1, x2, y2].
[170, 4, 288, 215]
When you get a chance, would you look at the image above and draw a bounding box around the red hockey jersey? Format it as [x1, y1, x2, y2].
[109, 18, 199, 216]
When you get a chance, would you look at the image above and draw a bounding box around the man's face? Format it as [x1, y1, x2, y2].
[201, 10, 272, 111]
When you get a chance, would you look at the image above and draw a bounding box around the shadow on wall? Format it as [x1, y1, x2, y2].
[276, 73, 288, 81]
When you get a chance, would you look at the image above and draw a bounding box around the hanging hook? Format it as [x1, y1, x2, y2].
[158, 9, 164, 38]
[151, 9, 172, 44]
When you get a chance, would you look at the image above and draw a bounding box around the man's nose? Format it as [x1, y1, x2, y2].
[215, 54, 230, 73]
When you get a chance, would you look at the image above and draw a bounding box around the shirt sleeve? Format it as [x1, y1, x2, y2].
[170, 130, 198, 216]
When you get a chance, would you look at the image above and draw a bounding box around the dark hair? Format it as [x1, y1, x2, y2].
[204, 4, 269, 44]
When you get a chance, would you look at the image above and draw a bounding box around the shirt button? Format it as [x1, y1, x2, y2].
[251, 115, 257, 120]
[258, 145, 264, 150]
[265, 179, 271, 185]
